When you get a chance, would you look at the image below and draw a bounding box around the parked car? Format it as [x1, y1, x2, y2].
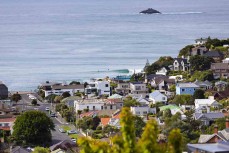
[59, 128, 65, 133]
[67, 130, 78, 134]
[45, 107, 50, 111]
[50, 113, 56, 117]
[71, 138, 76, 143]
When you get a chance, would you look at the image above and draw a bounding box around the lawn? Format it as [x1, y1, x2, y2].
[69, 134, 78, 139]
[61, 125, 71, 131]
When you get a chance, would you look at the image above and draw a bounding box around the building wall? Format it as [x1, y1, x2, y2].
[176, 87, 197, 95]
[0, 84, 8, 99]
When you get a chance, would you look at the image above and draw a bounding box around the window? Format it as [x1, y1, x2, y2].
[110, 105, 113, 109]
[93, 106, 95, 110]
[105, 84, 109, 87]
[162, 97, 165, 100]
[87, 106, 89, 109]
[101, 106, 103, 110]
[181, 89, 185, 92]
[136, 86, 141, 90]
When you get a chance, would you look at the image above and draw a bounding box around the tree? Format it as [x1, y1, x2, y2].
[45, 94, 57, 103]
[12, 111, 55, 146]
[54, 95, 62, 103]
[77, 107, 183, 153]
[178, 45, 194, 57]
[134, 116, 146, 137]
[31, 99, 37, 106]
[62, 92, 71, 98]
[69, 81, 81, 85]
[32, 147, 50, 153]
[172, 95, 193, 105]
[11, 93, 21, 103]
[189, 55, 213, 71]
[168, 129, 183, 153]
[123, 96, 140, 107]
[193, 89, 205, 99]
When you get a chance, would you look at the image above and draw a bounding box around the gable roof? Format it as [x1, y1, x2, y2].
[176, 83, 199, 88]
[101, 118, 111, 126]
[174, 58, 188, 64]
[211, 63, 229, 70]
[194, 80, 212, 86]
[195, 99, 218, 105]
[204, 50, 224, 57]
[11, 146, 30, 153]
[146, 74, 168, 80]
[149, 91, 166, 99]
[108, 94, 123, 99]
[50, 139, 77, 151]
[159, 105, 180, 111]
[194, 112, 224, 120]
[0, 118, 16, 123]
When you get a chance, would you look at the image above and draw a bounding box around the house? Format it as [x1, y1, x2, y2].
[211, 63, 229, 79]
[108, 94, 123, 99]
[213, 89, 229, 100]
[187, 142, 229, 153]
[61, 96, 82, 108]
[135, 96, 150, 105]
[194, 112, 224, 126]
[204, 51, 224, 62]
[190, 46, 208, 56]
[172, 58, 189, 71]
[11, 146, 30, 153]
[195, 38, 208, 45]
[197, 119, 229, 144]
[214, 81, 228, 91]
[74, 99, 117, 112]
[115, 82, 130, 96]
[149, 90, 167, 104]
[155, 67, 169, 76]
[130, 106, 156, 116]
[195, 97, 220, 111]
[100, 112, 121, 129]
[194, 80, 212, 90]
[0, 117, 16, 134]
[222, 57, 229, 63]
[159, 104, 186, 119]
[176, 83, 199, 95]
[0, 82, 8, 99]
[104, 98, 124, 109]
[150, 77, 175, 91]
[86, 80, 111, 96]
[40, 81, 84, 97]
[50, 139, 77, 152]
[129, 82, 148, 98]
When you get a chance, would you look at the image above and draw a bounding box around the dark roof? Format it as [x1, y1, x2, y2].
[147, 74, 168, 80]
[187, 142, 229, 153]
[50, 139, 77, 151]
[174, 58, 188, 64]
[195, 112, 224, 120]
[211, 63, 229, 70]
[52, 84, 84, 90]
[204, 50, 224, 57]
[11, 146, 30, 153]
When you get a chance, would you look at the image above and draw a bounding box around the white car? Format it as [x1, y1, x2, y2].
[67, 130, 78, 134]
[45, 107, 50, 111]
[71, 138, 76, 143]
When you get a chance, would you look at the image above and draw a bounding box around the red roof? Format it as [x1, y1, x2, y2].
[80, 111, 98, 118]
[100, 118, 110, 126]
[0, 126, 10, 131]
[0, 118, 16, 123]
[113, 113, 121, 119]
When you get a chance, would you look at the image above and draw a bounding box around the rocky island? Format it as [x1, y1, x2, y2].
[140, 8, 161, 14]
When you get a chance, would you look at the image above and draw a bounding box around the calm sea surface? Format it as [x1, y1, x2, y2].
[1, 0, 229, 90]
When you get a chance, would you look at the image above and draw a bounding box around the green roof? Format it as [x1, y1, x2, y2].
[159, 105, 180, 111]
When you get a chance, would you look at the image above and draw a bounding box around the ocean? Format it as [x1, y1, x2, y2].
[0, 0, 229, 91]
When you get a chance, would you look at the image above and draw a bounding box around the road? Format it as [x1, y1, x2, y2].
[17, 93, 72, 145]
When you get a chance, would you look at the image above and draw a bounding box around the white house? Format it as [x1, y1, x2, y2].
[222, 58, 229, 63]
[149, 90, 167, 104]
[130, 106, 156, 116]
[74, 99, 117, 112]
[129, 82, 148, 98]
[195, 38, 208, 45]
[85, 80, 111, 96]
[156, 67, 168, 76]
[195, 96, 220, 110]
[173, 58, 189, 71]
[40, 81, 84, 97]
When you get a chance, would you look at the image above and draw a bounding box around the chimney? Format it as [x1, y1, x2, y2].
[226, 119, 229, 128]
[214, 125, 218, 134]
